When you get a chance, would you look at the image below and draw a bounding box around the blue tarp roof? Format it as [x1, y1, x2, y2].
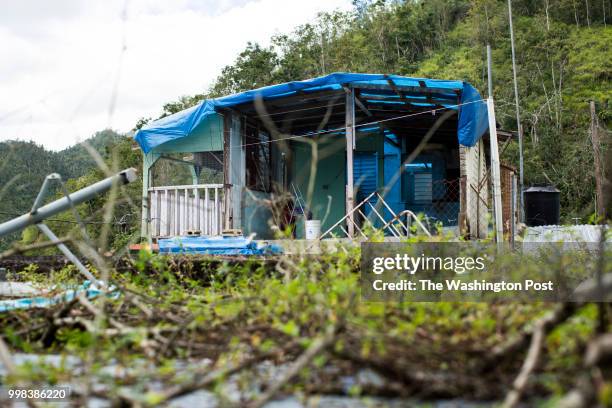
[135, 72, 488, 153]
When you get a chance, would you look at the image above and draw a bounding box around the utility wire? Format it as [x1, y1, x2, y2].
[0, 211, 113, 225]
[234, 98, 486, 149]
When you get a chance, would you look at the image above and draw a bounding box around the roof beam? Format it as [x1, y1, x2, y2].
[233, 89, 344, 114]
[343, 86, 373, 117]
[385, 78, 409, 105]
[359, 93, 456, 103]
[354, 95, 373, 117]
[354, 82, 462, 97]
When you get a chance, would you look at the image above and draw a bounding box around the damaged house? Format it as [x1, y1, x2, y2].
[135, 73, 511, 241]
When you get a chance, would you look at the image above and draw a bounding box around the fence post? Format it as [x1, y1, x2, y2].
[345, 87, 355, 238]
[459, 176, 467, 237]
[487, 98, 505, 246]
[511, 173, 517, 249]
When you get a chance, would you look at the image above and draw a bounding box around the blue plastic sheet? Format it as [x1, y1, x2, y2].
[135, 72, 488, 153]
[158, 236, 283, 255]
[0, 281, 117, 312]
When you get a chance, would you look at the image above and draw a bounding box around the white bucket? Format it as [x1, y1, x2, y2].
[304, 220, 321, 240]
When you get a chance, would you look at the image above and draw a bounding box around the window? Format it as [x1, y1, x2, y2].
[245, 124, 271, 192]
[402, 161, 433, 203]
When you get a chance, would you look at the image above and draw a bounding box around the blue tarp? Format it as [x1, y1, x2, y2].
[158, 236, 283, 255]
[0, 281, 118, 312]
[135, 73, 489, 153]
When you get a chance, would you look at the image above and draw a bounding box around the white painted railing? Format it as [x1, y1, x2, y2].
[148, 184, 225, 238]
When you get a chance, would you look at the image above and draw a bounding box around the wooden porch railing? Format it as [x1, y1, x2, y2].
[148, 184, 225, 238]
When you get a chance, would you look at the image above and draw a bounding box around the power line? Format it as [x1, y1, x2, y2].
[0, 211, 120, 225]
[235, 98, 486, 149]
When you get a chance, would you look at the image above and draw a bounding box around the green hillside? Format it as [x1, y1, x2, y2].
[0, 130, 126, 249]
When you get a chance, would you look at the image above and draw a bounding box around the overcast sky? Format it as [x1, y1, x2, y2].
[0, 0, 351, 151]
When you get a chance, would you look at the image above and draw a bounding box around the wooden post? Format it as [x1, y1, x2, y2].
[174, 188, 179, 235]
[511, 173, 517, 249]
[223, 113, 232, 231]
[345, 87, 356, 238]
[591, 101, 605, 220]
[487, 97, 504, 245]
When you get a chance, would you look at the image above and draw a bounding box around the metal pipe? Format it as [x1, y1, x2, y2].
[486, 44, 493, 98]
[37, 223, 103, 287]
[508, 0, 525, 222]
[487, 98, 505, 246]
[0, 168, 137, 238]
[511, 173, 517, 249]
[31, 174, 61, 213]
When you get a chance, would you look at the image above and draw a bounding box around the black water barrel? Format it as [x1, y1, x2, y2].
[524, 185, 560, 226]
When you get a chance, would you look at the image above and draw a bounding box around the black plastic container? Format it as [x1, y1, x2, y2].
[524, 185, 560, 226]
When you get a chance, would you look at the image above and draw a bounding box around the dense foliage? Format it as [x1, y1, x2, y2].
[159, 0, 610, 221]
[1, 243, 609, 405]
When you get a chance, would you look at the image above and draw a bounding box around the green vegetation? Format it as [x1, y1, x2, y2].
[1, 244, 609, 405]
[0, 1, 610, 405]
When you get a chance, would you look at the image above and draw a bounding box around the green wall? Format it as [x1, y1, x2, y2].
[291, 137, 346, 236]
[242, 189, 275, 239]
[150, 114, 224, 154]
[290, 131, 385, 237]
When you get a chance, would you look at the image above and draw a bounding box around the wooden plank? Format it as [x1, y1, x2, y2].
[174, 188, 181, 235]
[354, 96, 373, 117]
[354, 82, 462, 95]
[223, 112, 232, 230]
[164, 189, 170, 237]
[418, 80, 433, 104]
[231, 89, 344, 114]
[204, 188, 209, 235]
[195, 187, 200, 234]
[214, 188, 220, 235]
[358, 93, 456, 104]
[183, 189, 188, 234]
[487, 98, 504, 245]
[149, 184, 224, 191]
[151, 191, 158, 238]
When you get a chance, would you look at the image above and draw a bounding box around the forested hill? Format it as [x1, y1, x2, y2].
[0, 130, 124, 248]
[154, 0, 610, 221]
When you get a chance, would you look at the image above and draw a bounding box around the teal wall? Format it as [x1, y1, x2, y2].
[142, 117, 388, 239]
[242, 189, 275, 239]
[291, 137, 346, 236]
[290, 132, 385, 237]
[150, 114, 224, 154]
[141, 113, 224, 238]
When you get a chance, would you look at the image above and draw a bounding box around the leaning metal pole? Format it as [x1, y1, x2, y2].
[508, 0, 525, 222]
[36, 223, 100, 285]
[0, 168, 138, 238]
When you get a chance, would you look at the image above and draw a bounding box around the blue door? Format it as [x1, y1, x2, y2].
[354, 152, 378, 203]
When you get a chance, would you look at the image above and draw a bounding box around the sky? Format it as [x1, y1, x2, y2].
[0, 0, 352, 151]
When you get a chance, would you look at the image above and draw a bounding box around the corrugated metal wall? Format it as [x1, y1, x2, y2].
[354, 152, 378, 201]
